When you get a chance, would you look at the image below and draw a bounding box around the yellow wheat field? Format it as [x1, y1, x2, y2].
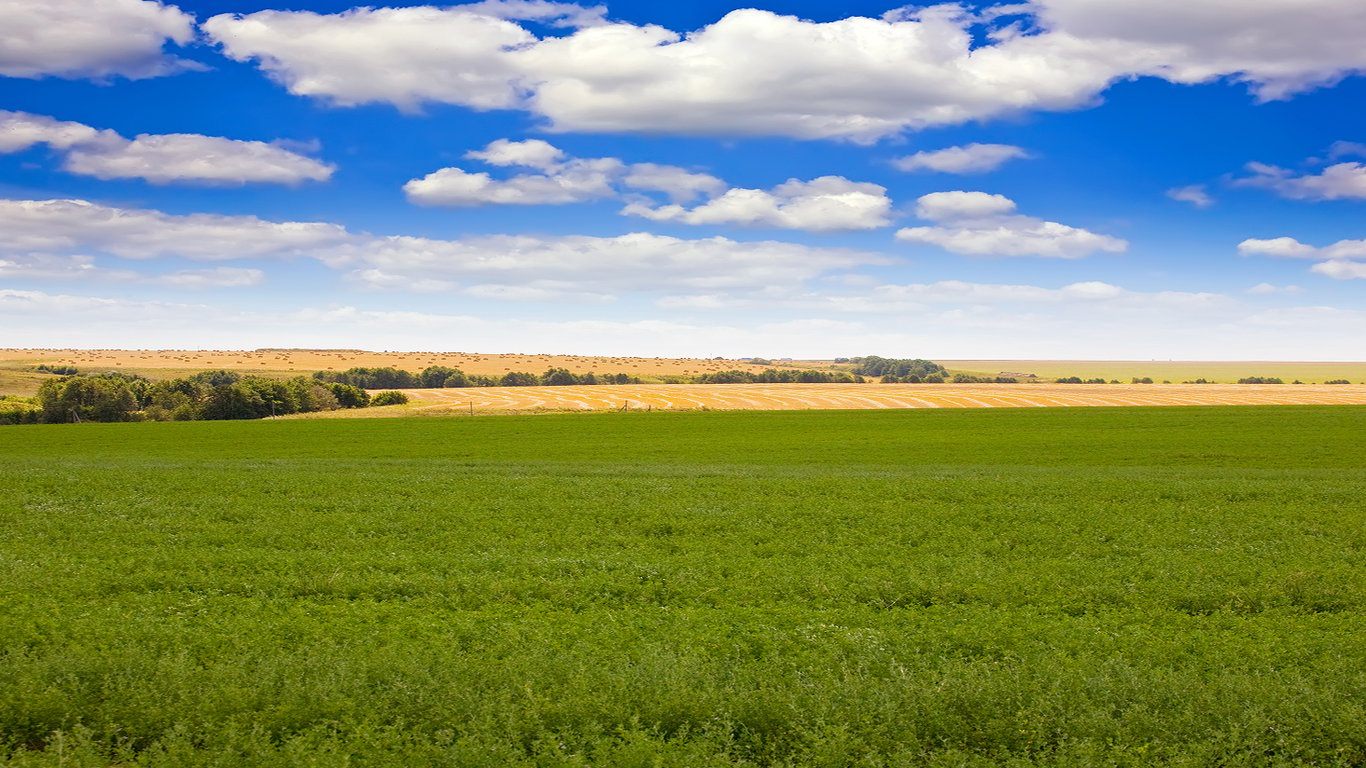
[299, 383, 1366, 417]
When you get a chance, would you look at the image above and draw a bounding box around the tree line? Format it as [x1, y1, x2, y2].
[6, 371, 409, 424]
[312, 366, 644, 389]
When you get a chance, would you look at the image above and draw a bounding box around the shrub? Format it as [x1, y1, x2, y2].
[1237, 377, 1284, 384]
[34, 364, 78, 375]
[1325, 379, 1352, 385]
[370, 390, 410, 406]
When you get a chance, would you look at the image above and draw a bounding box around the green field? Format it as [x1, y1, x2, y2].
[3, 408, 1365, 766]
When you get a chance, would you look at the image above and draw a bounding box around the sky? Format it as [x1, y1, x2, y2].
[1, 0, 1364, 360]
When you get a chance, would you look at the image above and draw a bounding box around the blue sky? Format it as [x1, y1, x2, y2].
[2, 0, 1364, 359]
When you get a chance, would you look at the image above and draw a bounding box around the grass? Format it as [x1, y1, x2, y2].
[2, 407, 1365, 766]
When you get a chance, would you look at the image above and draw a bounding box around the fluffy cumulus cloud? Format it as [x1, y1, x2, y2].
[1239, 235, 1366, 279]
[1032, 0, 1366, 101]
[203, 1, 1366, 141]
[896, 192, 1127, 258]
[0, 197, 888, 299]
[1167, 184, 1214, 208]
[0, 111, 333, 185]
[623, 176, 892, 231]
[892, 143, 1032, 174]
[1233, 160, 1366, 201]
[405, 140, 620, 205]
[0, 0, 197, 80]
[201, 7, 537, 112]
[406, 139, 884, 231]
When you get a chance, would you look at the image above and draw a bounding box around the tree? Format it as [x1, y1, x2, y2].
[37, 375, 141, 423]
[500, 371, 539, 387]
[541, 367, 579, 386]
[421, 366, 462, 388]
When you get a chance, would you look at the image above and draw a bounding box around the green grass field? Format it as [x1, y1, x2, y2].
[3, 408, 1365, 766]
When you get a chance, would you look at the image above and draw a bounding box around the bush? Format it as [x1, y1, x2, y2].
[1237, 377, 1284, 384]
[1132, 377, 1154, 384]
[34, 364, 78, 375]
[1325, 379, 1352, 385]
[370, 391, 410, 406]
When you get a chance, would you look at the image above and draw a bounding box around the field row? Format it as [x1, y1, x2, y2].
[376, 382, 1366, 414]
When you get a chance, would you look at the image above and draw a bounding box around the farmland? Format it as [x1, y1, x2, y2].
[343, 382, 1366, 416]
[3, 407, 1365, 765]
[5, 349, 1366, 399]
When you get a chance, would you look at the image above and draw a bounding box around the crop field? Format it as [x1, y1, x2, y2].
[5, 349, 1366, 398]
[308, 382, 1366, 416]
[3, 407, 1365, 766]
[0, 349, 779, 395]
[942, 360, 1366, 383]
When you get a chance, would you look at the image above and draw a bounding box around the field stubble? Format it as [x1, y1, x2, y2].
[2, 408, 1365, 766]
[305, 382, 1366, 417]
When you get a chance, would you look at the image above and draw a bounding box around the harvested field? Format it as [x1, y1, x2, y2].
[941, 359, 1366, 383]
[295, 382, 1366, 417]
[0, 348, 775, 378]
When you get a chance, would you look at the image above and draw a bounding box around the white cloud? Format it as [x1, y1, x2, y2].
[1167, 184, 1214, 208]
[64, 133, 334, 185]
[896, 191, 1127, 258]
[1311, 260, 1366, 280]
[0, 111, 108, 152]
[0, 199, 350, 260]
[1329, 141, 1366, 160]
[623, 176, 892, 231]
[1247, 282, 1302, 295]
[0, 0, 197, 80]
[1033, 0, 1366, 101]
[465, 138, 565, 170]
[0, 255, 264, 288]
[1234, 161, 1366, 201]
[0, 254, 135, 282]
[622, 164, 727, 203]
[1236, 237, 1319, 259]
[1240, 235, 1366, 279]
[452, 0, 607, 27]
[156, 267, 265, 289]
[404, 156, 621, 206]
[204, 2, 1366, 142]
[0, 111, 333, 185]
[202, 7, 537, 112]
[892, 143, 1031, 174]
[913, 191, 1018, 220]
[407, 140, 884, 231]
[335, 231, 886, 294]
[0, 197, 889, 297]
